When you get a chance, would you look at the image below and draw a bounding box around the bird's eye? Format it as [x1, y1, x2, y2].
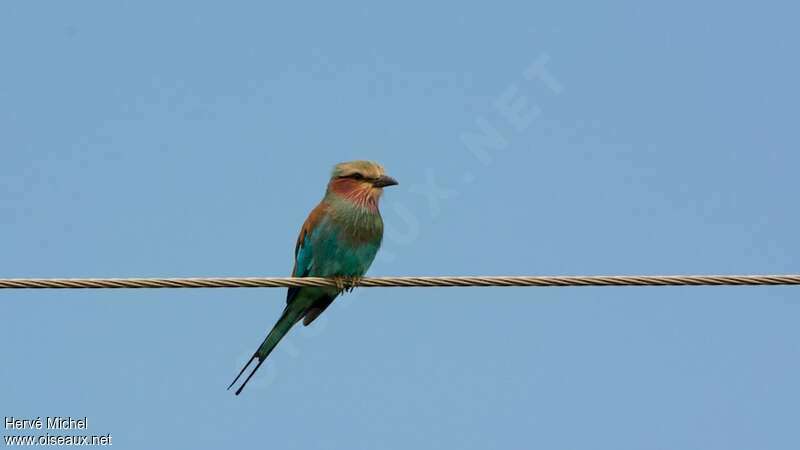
[349, 173, 365, 180]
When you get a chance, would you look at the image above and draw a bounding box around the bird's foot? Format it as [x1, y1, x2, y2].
[333, 276, 346, 292]
[333, 276, 361, 293]
[346, 276, 362, 292]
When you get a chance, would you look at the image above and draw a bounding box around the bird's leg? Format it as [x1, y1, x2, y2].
[344, 276, 361, 293]
[332, 276, 361, 293]
[332, 276, 346, 292]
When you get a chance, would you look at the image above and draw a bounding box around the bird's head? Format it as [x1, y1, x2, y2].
[327, 160, 398, 206]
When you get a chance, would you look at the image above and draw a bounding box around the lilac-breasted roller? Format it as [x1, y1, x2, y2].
[228, 160, 398, 395]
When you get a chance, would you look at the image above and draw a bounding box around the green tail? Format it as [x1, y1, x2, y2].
[228, 305, 302, 395]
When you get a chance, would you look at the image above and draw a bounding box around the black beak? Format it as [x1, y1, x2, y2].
[373, 175, 399, 188]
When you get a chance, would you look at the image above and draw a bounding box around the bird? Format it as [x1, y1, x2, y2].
[228, 160, 399, 395]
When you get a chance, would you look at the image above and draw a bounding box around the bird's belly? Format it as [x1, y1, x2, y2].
[310, 239, 379, 278]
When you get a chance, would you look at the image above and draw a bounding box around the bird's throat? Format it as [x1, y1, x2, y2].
[327, 179, 381, 212]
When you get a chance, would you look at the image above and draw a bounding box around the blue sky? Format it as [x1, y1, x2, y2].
[2, 1, 799, 449]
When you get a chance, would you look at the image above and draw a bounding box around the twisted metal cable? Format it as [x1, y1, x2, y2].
[0, 274, 799, 289]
